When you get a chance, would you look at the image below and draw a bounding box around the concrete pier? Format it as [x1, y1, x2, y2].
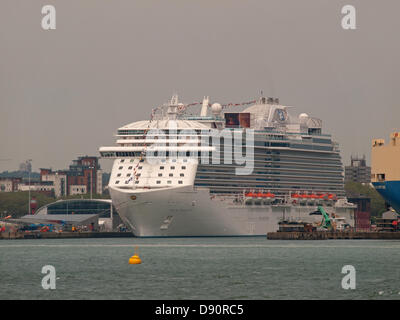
[267, 231, 400, 240]
[0, 231, 134, 240]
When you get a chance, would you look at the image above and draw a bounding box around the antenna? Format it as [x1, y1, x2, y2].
[259, 90, 266, 104]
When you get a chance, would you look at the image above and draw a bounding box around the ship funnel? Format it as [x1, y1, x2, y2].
[167, 94, 179, 120]
[200, 96, 209, 117]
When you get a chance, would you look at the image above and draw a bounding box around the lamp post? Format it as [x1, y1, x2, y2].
[27, 159, 32, 214]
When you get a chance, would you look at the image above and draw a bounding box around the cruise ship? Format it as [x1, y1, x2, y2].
[99, 95, 355, 237]
[372, 132, 400, 213]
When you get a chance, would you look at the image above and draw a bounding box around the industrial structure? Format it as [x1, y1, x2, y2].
[372, 132, 400, 213]
[15, 199, 121, 232]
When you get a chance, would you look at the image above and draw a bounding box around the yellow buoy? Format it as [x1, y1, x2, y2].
[129, 246, 142, 264]
[129, 254, 141, 264]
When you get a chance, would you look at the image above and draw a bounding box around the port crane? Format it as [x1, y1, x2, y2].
[310, 206, 335, 230]
[317, 206, 333, 230]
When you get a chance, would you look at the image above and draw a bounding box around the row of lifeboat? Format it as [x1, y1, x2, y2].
[291, 193, 337, 200]
[244, 191, 276, 205]
[291, 193, 337, 206]
[245, 192, 275, 198]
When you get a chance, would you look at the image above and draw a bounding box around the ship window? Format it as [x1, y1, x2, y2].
[167, 181, 172, 184]
[158, 173, 162, 177]
[136, 173, 141, 177]
[135, 181, 139, 184]
[130, 159, 134, 162]
[118, 166, 123, 170]
[172, 159, 176, 163]
[171, 166, 175, 170]
[169, 173, 173, 177]
[115, 181, 120, 184]
[117, 173, 121, 177]
[127, 173, 131, 177]
[125, 181, 129, 184]
[156, 181, 161, 184]
[128, 166, 133, 169]
[140, 159, 144, 162]
[182, 166, 186, 169]
[139, 166, 143, 169]
[120, 159, 125, 163]
[180, 173, 184, 177]
[178, 181, 183, 184]
[160, 166, 164, 170]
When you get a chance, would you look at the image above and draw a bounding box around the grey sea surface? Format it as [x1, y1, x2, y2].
[1, 237, 399, 300]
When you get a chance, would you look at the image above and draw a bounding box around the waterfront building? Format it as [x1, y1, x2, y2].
[39, 156, 103, 197]
[18, 199, 121, 231]
[344, 155, 371, 184]
[0, 177, 22, 192]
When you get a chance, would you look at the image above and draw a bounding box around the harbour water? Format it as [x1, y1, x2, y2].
[1, 237, 400, 300]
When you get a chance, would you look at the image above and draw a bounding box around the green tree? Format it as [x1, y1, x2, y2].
[0, 192, 55, 218]
[345, 182, 387, 217]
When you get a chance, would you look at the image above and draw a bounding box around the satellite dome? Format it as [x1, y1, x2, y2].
[211, 103, 222, 115]
[299, 113, 309, 122]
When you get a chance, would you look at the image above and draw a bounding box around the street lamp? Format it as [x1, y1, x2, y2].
[27, 159, 32, 214]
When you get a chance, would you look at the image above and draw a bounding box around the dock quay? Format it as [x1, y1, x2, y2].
[267, 231, 400, 240]
[0, 231, 134, 240]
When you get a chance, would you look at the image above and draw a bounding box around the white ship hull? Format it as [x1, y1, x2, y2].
[110, 186, 355, 237]
[101, 95, 356, 237]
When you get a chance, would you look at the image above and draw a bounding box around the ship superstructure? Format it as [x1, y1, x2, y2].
[372, 132, 400, 213]
[99, 95, 355, 236]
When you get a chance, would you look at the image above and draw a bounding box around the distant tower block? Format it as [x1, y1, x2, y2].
[345, 155, 371, 184]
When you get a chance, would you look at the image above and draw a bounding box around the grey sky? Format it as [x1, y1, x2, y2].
[1, 0, 399, 173]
